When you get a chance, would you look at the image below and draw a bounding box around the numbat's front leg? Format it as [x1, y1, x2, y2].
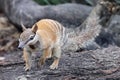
[23, 48, 32, 71]
[45, 47, 52, 59]
[50, 46, 61, 69]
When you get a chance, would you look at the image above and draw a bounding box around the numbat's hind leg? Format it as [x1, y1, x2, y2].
[50, 46, 61, 69]
[39, 47, 52, 66]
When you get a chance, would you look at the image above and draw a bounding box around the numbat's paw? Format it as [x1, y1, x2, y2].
[24, 66, 31, 71]
[50, 58, 59, 69]
[50, 64, 58, 70]
[46, 54, 52, 59]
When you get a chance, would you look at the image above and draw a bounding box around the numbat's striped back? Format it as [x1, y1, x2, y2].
[34, 19, 67, 47]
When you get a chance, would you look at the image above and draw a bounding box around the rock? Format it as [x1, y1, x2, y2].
[0, 0, 92, 30]
[107, 15, 120, 47]
[16, 75, 27, 80]
[95, 15, 120, 47]
[1, 46, 120, 80]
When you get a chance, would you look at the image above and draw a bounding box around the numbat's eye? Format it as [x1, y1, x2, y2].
[29, 35, 35, 40]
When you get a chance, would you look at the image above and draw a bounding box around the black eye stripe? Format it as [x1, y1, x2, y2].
[24, 35, 35, 44]
[25, 39, 30, 45]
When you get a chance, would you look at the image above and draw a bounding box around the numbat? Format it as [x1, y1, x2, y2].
[18, 19, 65, 71]
[18, 0, 117, 71]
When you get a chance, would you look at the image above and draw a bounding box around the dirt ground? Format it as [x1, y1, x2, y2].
[1, 14, 120, 80]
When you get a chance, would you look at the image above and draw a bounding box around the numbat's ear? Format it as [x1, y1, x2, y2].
[32, 24, 38, 33]
[20, 22, 27, 31]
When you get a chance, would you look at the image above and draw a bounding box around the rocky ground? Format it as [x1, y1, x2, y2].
[0, 14, 120, 80]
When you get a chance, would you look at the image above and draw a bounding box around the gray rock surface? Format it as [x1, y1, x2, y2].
[0, 0, 92, 29]
[1, 46, 120, 80]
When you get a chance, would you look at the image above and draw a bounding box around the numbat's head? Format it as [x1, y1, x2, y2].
[18, 23, 37, 49]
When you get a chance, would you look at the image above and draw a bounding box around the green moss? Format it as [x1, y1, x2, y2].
[34, 0, 70, 5]
[34, 0, 120, 5]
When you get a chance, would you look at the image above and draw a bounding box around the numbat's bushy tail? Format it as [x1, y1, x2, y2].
[63, 0, 117, 51]
[18, 0, 118, 71]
